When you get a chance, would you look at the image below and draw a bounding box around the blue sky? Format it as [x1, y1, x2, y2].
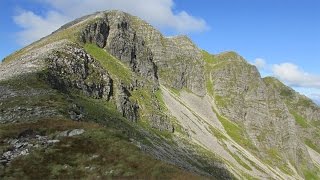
[0, 0, 319, 104]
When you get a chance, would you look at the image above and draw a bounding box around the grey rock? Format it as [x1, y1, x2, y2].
[130, 15, 206, 96]
[68, 129, 85, 137]
[57, 131, 69, 137]
[81, 19, 109, 48]
[19, 149, 29, 156]
[80, 12, 159, 86]
[47, 140, 60, 144]
[46, 46, 113, 100]
[69, 104, 85, 121]
[208, 57, 313, 170]
[0, 132, 67, 165]
[116, 83, 139, 122]
[150, 114, 174, 132]
[58, 129, 85, 137]
[3, 10, 320, 179]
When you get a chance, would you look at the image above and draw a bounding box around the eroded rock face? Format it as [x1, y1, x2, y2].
[46, 46, 113, 100]
[264, 77, 320, 166]
[149, 114, 174, 132]
[80, 12, 158, 85]
[209, 58, 312, 170]
[158, 36, 206, 96]
[116, 83, 139, 122]
[81, 19, 109, 48]
[131, 17, 206, 96]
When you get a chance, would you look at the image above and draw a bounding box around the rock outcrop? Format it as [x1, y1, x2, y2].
[116, 83, 139, 122]
[80, 12, 158, 85]
[208, 53, 314, 174]
[1, 10, 319, 179]
[46, 45, 113, 100]
[1, 128, 85, 166]
[131, 15, 206, 96]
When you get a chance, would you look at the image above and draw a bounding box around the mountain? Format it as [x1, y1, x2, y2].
[1, 10, 319, 179]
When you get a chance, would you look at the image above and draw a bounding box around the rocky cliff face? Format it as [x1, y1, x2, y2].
[46, 45, 113, 100]
[80, 12, 158, 86]
[129, 13, 206, 96]
[264, 77, 320, 171]
[0, 10, 319, 179]
[208, 53, 315, 174]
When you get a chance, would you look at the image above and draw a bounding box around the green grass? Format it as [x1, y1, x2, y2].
[263, 77, 295, 99]
[209, 126, 227, 141]
[267, 148, 282, 161]
[72, 95, 122, 123]
[202, 50, 217, 97]
[214, 95, 228, 107]
[305, 139, 320, 154]
[297, 97, 314, 107]
[231, 153, 252, 171]
[264, 148, 294, 176]
[84, 43, 132, 83]
[130, 88, 153, 112]
[213, 109, 256, 151]
[303, 169, 320, 180]
[0, 119, 202, 179]
[0, 72, 50, 90]
[240, 154, 266, 173]
[154, 89, 166, 109]
[0, 72, 70, 120]
[215, 51, 244, 62]
[170, 88, 181, 96]
[278, 165, 294, 176]
[206, 78, 214, 96]
[202, 50, 217, 64]
[291, 112, 309, 128]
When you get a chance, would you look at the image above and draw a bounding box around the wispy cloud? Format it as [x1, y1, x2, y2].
[13, 10, 68, 45]
[272, 63, 320, 89]
[251, 58, 320, 105]
[13, 0, 209, 45]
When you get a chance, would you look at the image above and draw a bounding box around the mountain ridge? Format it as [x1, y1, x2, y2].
[1, 10, 319, 179]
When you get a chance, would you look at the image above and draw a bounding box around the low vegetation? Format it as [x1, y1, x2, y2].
[202, 50, 217, 64]
[0, 119, 202, 179]
[84, 43, 132, 83]
[291, 112, 309, 128]
[213, 109, 256, 151]
[230, 152, 252, 171]
[209, 126, 227, 141]
[305, 139, 320, 154]
[303, 168, 320, 180]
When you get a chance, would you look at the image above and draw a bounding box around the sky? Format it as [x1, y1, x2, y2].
[0, 0, 319, 104]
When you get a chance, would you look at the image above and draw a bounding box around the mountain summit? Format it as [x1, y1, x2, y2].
[1, 10, 319, 179]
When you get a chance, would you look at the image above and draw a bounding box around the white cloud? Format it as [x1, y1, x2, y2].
[253, 58, 266, 69]
[13, 0, 209, 45]
[13, 10, 68, 45]
[310, 94, 320, 105]
[272, 63, 320, 89]
[251, 58, 320, 105]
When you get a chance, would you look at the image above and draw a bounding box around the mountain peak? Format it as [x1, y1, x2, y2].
[1, 10, 320, 179]
[215, 51, 246, 62]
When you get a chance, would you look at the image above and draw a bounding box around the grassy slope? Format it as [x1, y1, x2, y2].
[0, 119, 203, 179]
[0, 72, 204, 179]
[0, 63, 205, 179]
[0, 47, 221, 179]
[84, 44, 133, 83]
